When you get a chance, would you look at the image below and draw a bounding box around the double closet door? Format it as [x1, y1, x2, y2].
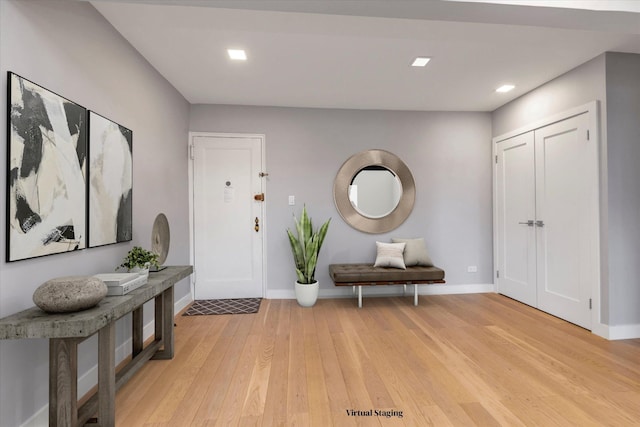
[495, 111, 599, 330]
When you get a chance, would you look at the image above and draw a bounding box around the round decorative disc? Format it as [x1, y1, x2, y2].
[151, 213, 170, 265]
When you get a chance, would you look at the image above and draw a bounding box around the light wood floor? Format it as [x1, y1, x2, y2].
[114, 293, 640, 426]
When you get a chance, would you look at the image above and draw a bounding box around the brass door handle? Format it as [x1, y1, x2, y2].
[254, 217, 260, 232]
[254, 193, 265, 201]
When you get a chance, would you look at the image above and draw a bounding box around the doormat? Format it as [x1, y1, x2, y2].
[182, 298, 261, 316]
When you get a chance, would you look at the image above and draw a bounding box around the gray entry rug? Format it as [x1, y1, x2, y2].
[183, 298, 261, 316]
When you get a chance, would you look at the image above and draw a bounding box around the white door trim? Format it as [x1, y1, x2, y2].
[492, 101, 602, 336]
[188, 132, 267, 300]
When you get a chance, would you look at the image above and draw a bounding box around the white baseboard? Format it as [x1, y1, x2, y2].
[17, 404, 47, 427]
[592, 322, 640, 340]
[175, 291, 194, 314]
[266, 283, 495, 300]
[20, 293, 194, 427]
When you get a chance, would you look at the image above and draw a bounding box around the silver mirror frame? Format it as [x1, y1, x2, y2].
[333, 149, 415, 233]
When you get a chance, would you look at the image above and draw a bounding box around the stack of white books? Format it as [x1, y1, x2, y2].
[94, 273, 148, 296]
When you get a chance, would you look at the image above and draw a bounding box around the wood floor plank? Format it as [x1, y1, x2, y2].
[331, 333, 375, 412]
[260, 328, 290, 427]
[214, 334, 263, 427]
[192, 318, 253, 422]
[356, 330, 439, 426]
[312, 300, 360, 426]
[114, 294, 640, 426]
[303, 334, 333, 427]
[165, 318, 231, 426]
[241, 334, 275, 418]
[459, 402, 502, 427]
[287, 304, 309, 417]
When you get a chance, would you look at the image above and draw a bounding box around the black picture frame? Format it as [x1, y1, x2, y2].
[7, 72, 87, 262]
[88, 111, 133, 247]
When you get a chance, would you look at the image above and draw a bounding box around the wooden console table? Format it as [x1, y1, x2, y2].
[0, 265, 193, 427]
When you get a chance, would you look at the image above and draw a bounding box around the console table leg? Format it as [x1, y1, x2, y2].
[98, 323, 116, 427]
[132, 307, 143, 357]
[152, 286, 174, 359]
[154, 294, 163, 341]
[50, 338, 78, 427]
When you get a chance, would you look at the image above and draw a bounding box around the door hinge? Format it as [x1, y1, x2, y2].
[587, 130, 590, 141]
[189, 144, 194, 160]
[496, 270, 500, 278]
[495, 155, 498, 164]
[589, 298, 592, 310]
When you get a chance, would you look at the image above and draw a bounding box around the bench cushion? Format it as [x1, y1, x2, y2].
[329, 263, 445, 285]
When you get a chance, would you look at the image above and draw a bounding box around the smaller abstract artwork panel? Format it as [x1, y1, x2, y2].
[88, 111, 133, 247]
[7, 72, 87, 261]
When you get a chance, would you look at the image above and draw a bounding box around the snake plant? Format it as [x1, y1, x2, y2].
[287, 205, 330, 284]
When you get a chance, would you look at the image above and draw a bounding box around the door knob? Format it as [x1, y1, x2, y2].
[254, 193, 265, 201]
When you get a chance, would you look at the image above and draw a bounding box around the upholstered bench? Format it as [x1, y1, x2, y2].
[329, 263, 446, 308]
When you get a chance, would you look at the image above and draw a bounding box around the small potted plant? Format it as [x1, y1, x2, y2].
[118, 246, 159, 277]
[286, 205, 330, 307]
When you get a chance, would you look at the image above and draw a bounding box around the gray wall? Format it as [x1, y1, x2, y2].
[0, 2, 190, 426]
[492, 54, 607, 136]
[604, 52, 640, 325]
[190, 106, 494, 295]
[492, 52, 640, 327]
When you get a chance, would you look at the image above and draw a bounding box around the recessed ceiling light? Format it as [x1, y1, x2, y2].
[411, 57, 431, 67]
[496, 84, 515, 93]
[227, 49, 247, 61]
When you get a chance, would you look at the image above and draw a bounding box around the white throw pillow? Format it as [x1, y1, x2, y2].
[373, 241, 406, 269]
[391, 237, 434, 267]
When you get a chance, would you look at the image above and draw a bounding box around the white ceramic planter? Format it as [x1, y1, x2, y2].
[130, 266, 150, 279]
[295, 280, 319, 307]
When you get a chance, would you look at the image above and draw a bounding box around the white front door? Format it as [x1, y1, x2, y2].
[496, 131, 537, 307]
[192, 134, 265, 299]
[535, 114, 595, 329]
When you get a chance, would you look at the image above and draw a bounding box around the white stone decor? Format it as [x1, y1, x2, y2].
[33, 276, 108, 313]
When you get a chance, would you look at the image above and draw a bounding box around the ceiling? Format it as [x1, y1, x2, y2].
[88, 0, 640, 112]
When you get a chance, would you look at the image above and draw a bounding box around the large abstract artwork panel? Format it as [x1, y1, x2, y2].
[88, 111, 132, 247]
[7, 72, 87, 262]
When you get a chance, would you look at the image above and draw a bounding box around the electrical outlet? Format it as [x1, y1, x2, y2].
[288, 195, 295, 206]
[467, 266, 478, 273]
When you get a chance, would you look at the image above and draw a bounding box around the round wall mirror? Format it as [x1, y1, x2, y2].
[334, 149, 415, 233]
[350, 166, 402, 219]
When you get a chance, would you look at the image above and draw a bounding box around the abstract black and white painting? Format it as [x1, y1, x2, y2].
[88, 111, 132, 247]
[7, 72, 87, 262]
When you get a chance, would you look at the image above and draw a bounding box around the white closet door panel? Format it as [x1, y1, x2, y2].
[535, 113, 593, 329]
[496, 132, 537, 307]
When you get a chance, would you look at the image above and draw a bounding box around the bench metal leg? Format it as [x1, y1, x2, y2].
[358, 285, 362, 308]
[403, 284, 407, 295]
[414, 283, 418, 306]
